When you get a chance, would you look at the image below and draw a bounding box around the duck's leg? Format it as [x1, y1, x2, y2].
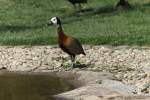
[70, 55, 76, 68]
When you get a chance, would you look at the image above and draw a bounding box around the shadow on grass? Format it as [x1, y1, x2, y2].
[77, 8, 94, 13]
[93, 6, 116, 15]
[61, 6, 116, 25]
[62, 3, 139, 24]
[74, 6, 117, 16]
[130, 3, 150, 14]
[143, 3, 150, 7]
[0, 24, 45, 32]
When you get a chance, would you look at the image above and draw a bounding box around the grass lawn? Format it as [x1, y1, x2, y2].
[0, 0, 150, 46]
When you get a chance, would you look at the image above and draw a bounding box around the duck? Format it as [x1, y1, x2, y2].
[67, 0, 87, 10]
[48, 17, 85, 68]
[116, 0, 130, 9]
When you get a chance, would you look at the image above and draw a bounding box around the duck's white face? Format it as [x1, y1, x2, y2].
[50, 17, 58, 25]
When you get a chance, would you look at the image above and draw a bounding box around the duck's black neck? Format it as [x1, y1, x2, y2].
[57, 25, 65, 36]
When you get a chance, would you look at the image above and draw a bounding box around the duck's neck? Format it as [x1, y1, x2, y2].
[57, 25, 66, 38]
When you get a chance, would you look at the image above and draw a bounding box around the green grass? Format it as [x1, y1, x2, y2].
[0, 0, 150, 46]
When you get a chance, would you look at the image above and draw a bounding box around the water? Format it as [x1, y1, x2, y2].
[0, 72, 73, 100]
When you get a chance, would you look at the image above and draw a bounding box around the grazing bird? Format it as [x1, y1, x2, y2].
[48, 17, 85, 68]
[67, 0, 87, 10]
[116, 0, 130, 9]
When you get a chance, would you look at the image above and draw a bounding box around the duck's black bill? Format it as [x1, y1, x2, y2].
[47, 22, 53, 26]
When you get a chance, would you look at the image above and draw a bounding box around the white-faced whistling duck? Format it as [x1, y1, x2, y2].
[48, 17, 86, 68]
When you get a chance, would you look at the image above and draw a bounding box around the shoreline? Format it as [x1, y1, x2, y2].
[0, 70, 149, 100]
[0, 45, 150, 99]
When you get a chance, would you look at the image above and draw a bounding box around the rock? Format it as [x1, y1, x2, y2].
[54, 84, 122, 100]
[100, 80, 137, 96]
[54, 71, 140, 100]
[81, 95, 101, 100]
[75, 71, 115, 86]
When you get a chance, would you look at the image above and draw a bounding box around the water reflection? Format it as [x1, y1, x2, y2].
[0, 72, 73, 100]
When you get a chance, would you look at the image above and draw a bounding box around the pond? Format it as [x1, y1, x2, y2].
[0, 72, 73, 100]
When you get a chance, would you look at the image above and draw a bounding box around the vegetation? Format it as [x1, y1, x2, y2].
[0, 0, 150, 46]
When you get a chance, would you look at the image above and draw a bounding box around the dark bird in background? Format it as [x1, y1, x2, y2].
[67, 0, 88, 10]
[116, 0, 130, 9]
[48, 17, 86, 68]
